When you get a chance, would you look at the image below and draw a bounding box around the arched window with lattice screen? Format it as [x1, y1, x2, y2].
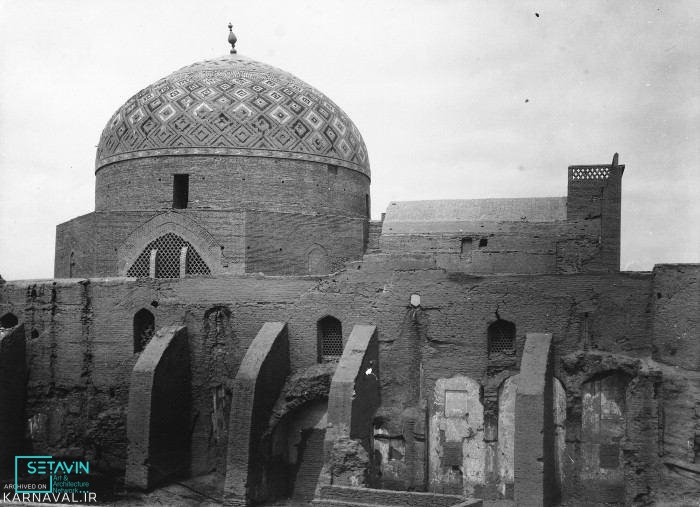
[126, 233, 211, 278]
[317, 315, 343, 363]
[488, 319, 515, 357]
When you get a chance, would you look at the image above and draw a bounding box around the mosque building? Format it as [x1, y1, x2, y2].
[1, 27, 698, 506]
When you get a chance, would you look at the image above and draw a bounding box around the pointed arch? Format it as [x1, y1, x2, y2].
[126, 233, 211, 278]
[117, 211, 221, 276]
[133, 308, 155, 353]
[317, 315, 342, 362]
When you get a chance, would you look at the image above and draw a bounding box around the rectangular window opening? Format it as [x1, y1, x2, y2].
[173, 174, 189, 209]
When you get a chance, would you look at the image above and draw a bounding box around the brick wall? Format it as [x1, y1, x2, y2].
[651, 264, 700, 371]
[245, 210, 365, 275]
[3, 260, 697, 502]
[95, 156, 370, 217]
[567, 163, 623, 272]
[58, 157, 370, 277]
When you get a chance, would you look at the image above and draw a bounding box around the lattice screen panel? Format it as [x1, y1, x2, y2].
[127, 233, 211, 278]
[488, 320, 515, 356]
[570, 166, 610, 180]
[320, 317, 343, 358]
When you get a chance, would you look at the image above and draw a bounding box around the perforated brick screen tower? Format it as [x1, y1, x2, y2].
[55, 49, 371, 279]
[566, 153, 624, 272]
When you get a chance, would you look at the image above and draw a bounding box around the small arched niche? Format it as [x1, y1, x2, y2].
[307, 245, 329, 276]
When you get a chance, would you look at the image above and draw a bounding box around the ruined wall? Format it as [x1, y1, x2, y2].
[0, 260, 679, 502]
[559, 352, 664, 505]
[650, 264, 700, 503]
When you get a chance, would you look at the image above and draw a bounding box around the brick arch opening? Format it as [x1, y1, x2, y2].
[0, 312, 19, 328]
[268, 399, 328, 503]
[133, 308, 155, 353]
[317, 315, 343, 363]
[579, 370, 630, 503]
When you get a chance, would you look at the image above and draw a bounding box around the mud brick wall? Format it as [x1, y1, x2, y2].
[95, 156, 369, 216]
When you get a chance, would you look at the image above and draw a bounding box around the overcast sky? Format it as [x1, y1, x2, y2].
[0, 0, 698, 280]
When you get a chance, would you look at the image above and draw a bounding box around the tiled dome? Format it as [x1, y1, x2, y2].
[96, 54, 370, 177]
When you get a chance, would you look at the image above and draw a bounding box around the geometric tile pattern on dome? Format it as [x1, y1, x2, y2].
[96, 55, 370, 177]
[126, 233, 211, 278]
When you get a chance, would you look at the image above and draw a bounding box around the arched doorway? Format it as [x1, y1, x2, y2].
[269, 400, 328, 503]
[429, 375, 485, 496]
[133, 308, 155, 353]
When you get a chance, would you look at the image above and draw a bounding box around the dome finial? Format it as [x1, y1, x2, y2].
[228, 23, 237, 54]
